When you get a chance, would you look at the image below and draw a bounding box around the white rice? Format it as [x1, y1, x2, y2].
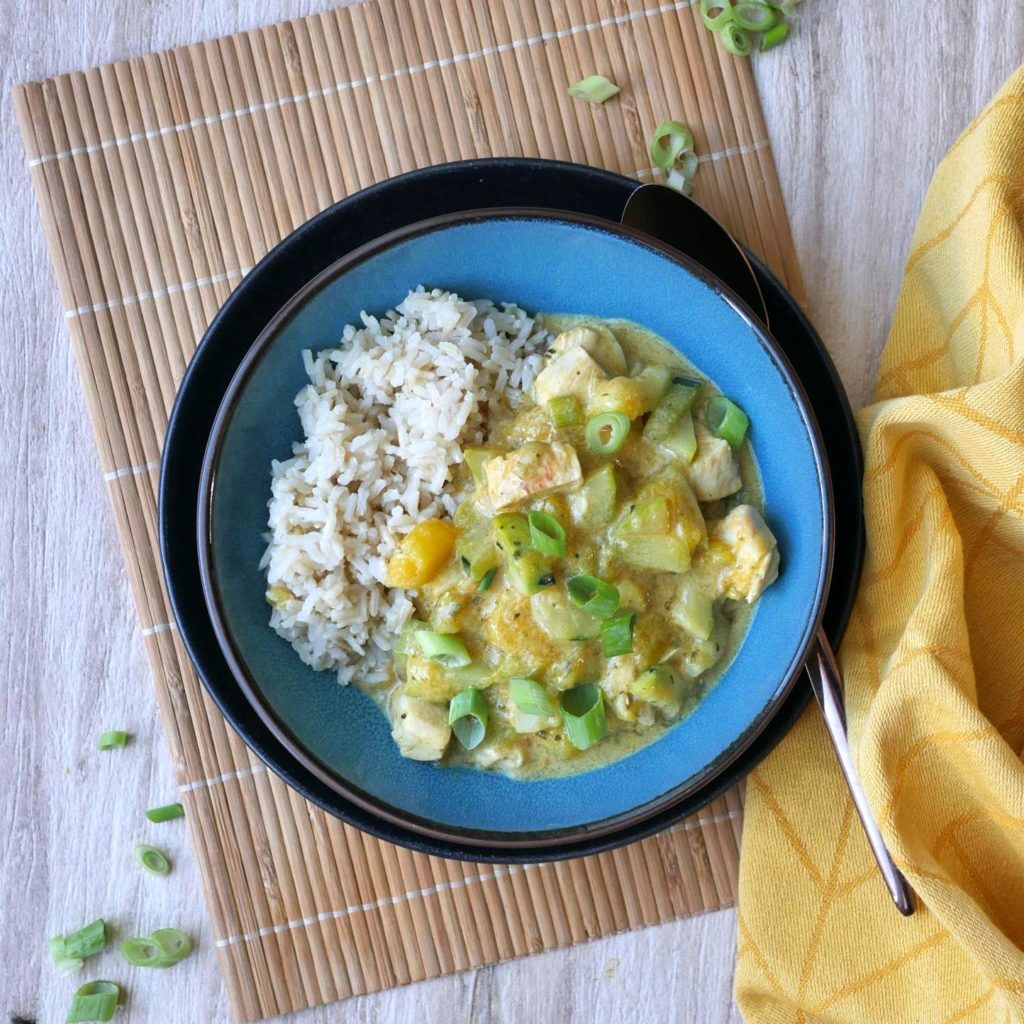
[260, 287, 550, 684]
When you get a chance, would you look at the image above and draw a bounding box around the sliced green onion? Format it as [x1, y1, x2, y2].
[66, 980, 120, 1023]
[568, 74, 620, 104]
[650, 119, 694, 171]
[448, 687, 488, 750]
[706, 395, 749, 447]
[146, 802, 184, 823]
[121, 928, 192, 968]
[548, 394, 582, 428]
[585, 412, 630, 455]
[98, 730, 129, 751]
[720, 22, 752, 55]
[415, 630, 472, 668]
[666, 158, 697, 196]
[135, 843, 171, 877]
[760, 20, 789, 49]
[509, 677, 557, 718]
[478, 566, 497, 592]
[560, 684, 608, 750]
[528, 511, 567, 557]
[732, 1, 778, 30]
[48, 937, 85, 977]
[63, 919, 107, 960]
[150, 928, 192, 964]
[566, 574, 620, 619]
[699, 0, 734, 30]
[601, 612, 636, 657]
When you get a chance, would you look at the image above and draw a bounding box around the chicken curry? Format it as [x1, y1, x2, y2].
[380, 315, 780, 778]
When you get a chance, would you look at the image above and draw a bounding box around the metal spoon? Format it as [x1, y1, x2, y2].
[622, 183, 915, 916]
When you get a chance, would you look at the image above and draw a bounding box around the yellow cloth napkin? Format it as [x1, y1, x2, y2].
[735, 66, 1024, 1023]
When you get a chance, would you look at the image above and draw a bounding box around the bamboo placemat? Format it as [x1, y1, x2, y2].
[15, 1, 803, 1019]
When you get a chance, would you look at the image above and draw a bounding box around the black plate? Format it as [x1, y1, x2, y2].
[160, 158, 863, 863]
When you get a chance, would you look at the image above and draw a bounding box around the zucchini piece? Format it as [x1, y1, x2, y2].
[404, 656, 494, 700]
[569, 464, 617, 529]
[464, 445, 505, 486]
[672, 574, 714, 640]
[613, 497, 672, 538]
[456, 521, 500, 581]
[494, 513, 555, 595]
[393, 619, 431, 678]
[616, 535, 691, 573]
[661, 410, 698, 463]
[630, 665, 683, 716]
[644, 380, 702, 441]
[531, 589, 602, 641]
[634, 365, 673, 411]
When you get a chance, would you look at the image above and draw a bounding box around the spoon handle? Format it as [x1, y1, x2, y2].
[807, 630, 916, 916]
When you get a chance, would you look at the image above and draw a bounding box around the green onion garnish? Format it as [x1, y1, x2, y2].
[146, 802, 184, 823]
[650, 119, 694, 172]
[732, 1, 778, 30]
[560, 684, 608, 750]
[48, 940, 84, 977]
[478, 566, 497, 592]
[528, 510, 567, 557]
[121, 928, 193, 968]
[98, 730, 129, 751]
[720, 21, 752, 55]
[706, 395, 749, 447]
[700, 0, 734, 30]
[760, 20, 789, 49]
[509, 677, 557, 718]
[66, 980, 121, 1023]
[567, 74, 620, 104]
[448, 687, 488, 750]
[585, 411, 630, 455]
[415, 630, 473, 668]
[567, 574, 620, 619]
[548, 394, 582, 428]
[135, 843, 171, 877]
[666, 153, 698, 196]
[63, 919, 107, 959]
[601, 612, 636, 657]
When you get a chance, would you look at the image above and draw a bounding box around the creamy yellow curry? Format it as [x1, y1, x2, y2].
[380, 316, 780, 778]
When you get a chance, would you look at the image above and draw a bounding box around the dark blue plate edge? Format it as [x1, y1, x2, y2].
[159, 157, 864, 863]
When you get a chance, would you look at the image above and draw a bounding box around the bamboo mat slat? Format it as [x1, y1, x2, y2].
[14, 1, 803, 1019]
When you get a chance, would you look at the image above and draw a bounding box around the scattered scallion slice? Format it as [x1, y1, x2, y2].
[567, 74, 620, 104]
[601, 612, 636, 657]
[448, 687, 488, 750]
[478, 566, 497, 592]
[585, 411, 630, 455]
[699, 0, 734, 30]
[720, 22, 752, 55]
[732, 1, 777, 30]
[416, 630, 472, 668]
[63, 919, 108, 960]
[98, 730, 129, 751]
[666, 150, 699, 195]
[650, 119, 694, 171]
[66, 980, 120, 1023]
[509, 677, 557, 718]
[135, 843, 171, 877]
[548, 394, 582, 428]
[760, 20, 789, 49]
[566, 574, 620, 619]
[528, 511, 567, 557]
[560, 684, 608, 750]
[121, 928, 193, 968]
[146, 802, 184, 823]
[706, 395, 749, 447]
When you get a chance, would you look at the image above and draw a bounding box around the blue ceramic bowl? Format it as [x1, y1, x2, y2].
[198, 209, 832, 847]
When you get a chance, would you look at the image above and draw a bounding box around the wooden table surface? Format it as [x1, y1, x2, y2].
[3, 3, 1021, 1021]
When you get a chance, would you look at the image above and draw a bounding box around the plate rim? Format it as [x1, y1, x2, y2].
[194, 203, 834, 848]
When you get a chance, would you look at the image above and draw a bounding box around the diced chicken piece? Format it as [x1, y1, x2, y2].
[390, 692, 452, 761]
[485, 441, 583, 510]
[533, 345, 607, 406]
[471, 737, 526, 771]
[708, 505, 780, 603]
[551, 325, 628, 376]
[684, 422, 742, 501]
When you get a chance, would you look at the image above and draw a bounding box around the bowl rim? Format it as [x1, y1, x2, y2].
[196, 206, 835, 848]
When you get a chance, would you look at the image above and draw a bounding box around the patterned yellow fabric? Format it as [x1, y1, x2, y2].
[736, 67, 1024, 1024]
